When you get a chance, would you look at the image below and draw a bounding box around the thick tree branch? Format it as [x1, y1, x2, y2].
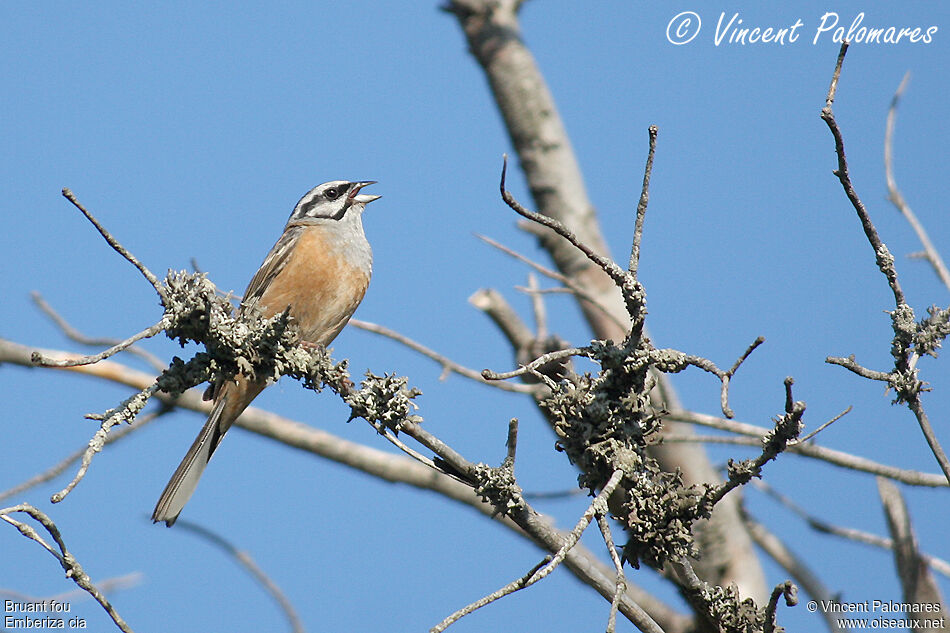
[0, 337, 688, 632]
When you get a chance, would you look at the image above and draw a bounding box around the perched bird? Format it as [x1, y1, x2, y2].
[152, 180, 379, 526]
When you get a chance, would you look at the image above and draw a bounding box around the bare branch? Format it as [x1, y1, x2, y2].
[821, 43, 906, 307]
[596, 513, 627, 633]
[52, 383, 161, 503]
[525, 273, 547, 341]
[754, 479, 950, 578]
[0, 504, 134, 633]
[763, 581, 798, 633]
[877, 478, 948, 619]
[504, 418, 519, 469]
[30, 320, 167, 368]
[0, 408, 167, 503]
[474, 233, 628, 332]
[673, 336, 763, 419]
[430, 470, 638, 633]
[825, 355, 894, 382]
[500, 155, 628, 289]
[743, 514, 845, 633]
[664, 411, 948, 487]
[173, 520, 305, 633]
[481, 346, 589, 381]
[905, 395, 950, 487]
[348, 318, 538, 395]
[61, 188, 167, 304]
[794, 406, 852, 445]
[629, 125, 658, 276]
[31, 292, 167, 371]
[884, 72, 950, 290]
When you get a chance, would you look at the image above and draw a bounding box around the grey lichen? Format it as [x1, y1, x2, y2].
[345, 372, 423, 432]
[472, 461, 524, 517]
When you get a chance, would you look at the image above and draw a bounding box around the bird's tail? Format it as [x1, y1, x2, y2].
[151, 380, 261, 526]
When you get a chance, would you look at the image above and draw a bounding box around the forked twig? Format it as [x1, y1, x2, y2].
[820, 42, 950, 485]
[883, 72, 950, 290]
[52, 383, 161, 503]
[0, 504, 134, 633]
[430, 469, 627, 633]
[499, 155, 628, 288]
[31, 292, 166, 371]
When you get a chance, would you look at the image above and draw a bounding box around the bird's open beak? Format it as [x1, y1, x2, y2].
[349, 181, 380, 204]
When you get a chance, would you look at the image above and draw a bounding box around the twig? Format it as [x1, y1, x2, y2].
[629, 125, 658, 276]
[753, 478, 950, 578]
[430, 469, 626, 633]
[763, 581, 798, 633]
[61, 188, 167, 304]
[0, 408, 167, 503]
[720, 336, 765, 418]
[663, 411, 947, 488]
[504, 418, 519, 469]
[474, 233, 628, 332]
[596, 513, 627, 633]
[877, 478, 949, 615]
[821, 43, 950, 486]
[883, 72, 950, 290]
[31, 320, 167, 368]
[821, 44, 905, 307]
[31, 292, 167, 371]
[348, 318, 537, 395]
[825, 355, 894, 382]
[794, 406, 852, 445]
[674, 336, 763, 419]
[52, 383, 161, 503]
[909, 397, 950, 485]
[499, 155, 628, 289]
[0, 504, 134, 633]
[364, 419, 449, 477]
[701, 380, 804, 509]
[481, 347, 589, 381]
[173, 520, 305, 633]
[0, 572, 143, 604]
[742, 514, 845, 633]
[526, 273, 547, 341]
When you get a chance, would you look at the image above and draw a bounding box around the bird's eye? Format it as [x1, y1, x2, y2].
[324, 187, 340, 200]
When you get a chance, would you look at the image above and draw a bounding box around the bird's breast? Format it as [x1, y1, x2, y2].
[256, 226, 371, 346]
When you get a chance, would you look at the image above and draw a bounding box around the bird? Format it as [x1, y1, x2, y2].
[152, 180, 379, 526]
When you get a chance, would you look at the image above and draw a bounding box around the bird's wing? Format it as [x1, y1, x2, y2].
[240, 225, 303, 313]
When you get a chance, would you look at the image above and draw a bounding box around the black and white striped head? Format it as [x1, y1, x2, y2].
[288, 180, 380, 224]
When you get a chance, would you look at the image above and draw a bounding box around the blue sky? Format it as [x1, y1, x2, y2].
[2, 2, 948, 631]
